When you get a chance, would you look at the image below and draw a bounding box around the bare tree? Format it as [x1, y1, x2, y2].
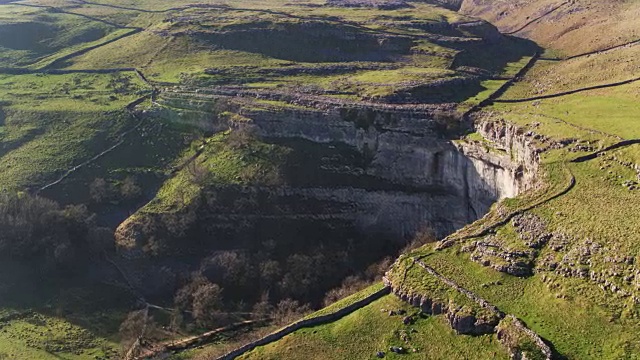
[89, 178, 111, 203]
[192, 282, 224, 327]
[120, 176, 142, 201]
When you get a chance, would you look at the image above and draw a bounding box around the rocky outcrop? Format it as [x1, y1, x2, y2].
[466, 236, 536, 277]
[497, 315, 553, 360]
[384, 281, 501, 335]
[385, 257, 554, 359]
[462, 214, 550, 277]
[383, 259, 504, 335]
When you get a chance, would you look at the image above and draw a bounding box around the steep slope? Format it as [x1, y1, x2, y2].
[461, 0, 640, 57]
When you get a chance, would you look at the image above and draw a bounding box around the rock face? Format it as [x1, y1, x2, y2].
[118, 97, 539, 247]
[463, 214, 550, 277]
[250, 103, 537, 235]
[115, 95, 539, 296]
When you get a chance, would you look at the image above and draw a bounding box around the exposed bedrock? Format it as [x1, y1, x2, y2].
[115, 99, 538, 296]
[246, 104, 538, 234]
[383, 276, 501, 335]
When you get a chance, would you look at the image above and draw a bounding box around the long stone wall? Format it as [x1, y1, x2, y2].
[498, 315, 554, 360]
[414, 259, 504, 316]
[216, 286, 391, 360]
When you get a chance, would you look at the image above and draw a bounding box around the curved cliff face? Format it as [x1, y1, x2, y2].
[116, 100, 538, 254]
[248, 103, 538, 236]
[454, 119, 540, 206]
[113, 96, 538, 297]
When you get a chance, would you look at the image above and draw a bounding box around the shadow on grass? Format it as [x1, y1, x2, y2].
[0, 260, 136, 342]
[445, 35, 541, 74]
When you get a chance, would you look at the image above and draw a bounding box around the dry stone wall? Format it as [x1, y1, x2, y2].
[216, 286, 391, 360]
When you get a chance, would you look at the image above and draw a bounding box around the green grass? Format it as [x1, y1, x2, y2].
[0, 312, 120, 360]
[495, 83, 640, 139]
[0, 72, 150, 110]
[0, 72, 149, 190]
[0, 5, 121, 69]
[0, 261, 132, 360]
[141, 130, 291, 213]
[304, 283, 387, 319]
[419, 247, 640, 360]
[240, 294, 508, 360]
[461, 79, 507, 107]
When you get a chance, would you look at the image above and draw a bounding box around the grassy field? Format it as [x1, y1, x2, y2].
[0, 312, 121, 360]
[0, 72, 150, 190]
[240, 294, 508, 360]
[0, 262, 133, 360]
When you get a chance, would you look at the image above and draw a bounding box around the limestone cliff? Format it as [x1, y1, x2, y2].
[116, 97, 539, 265]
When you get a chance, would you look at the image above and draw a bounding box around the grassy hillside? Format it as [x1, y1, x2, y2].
[0, 71, 150, 190]
[1, 0, 638, 359]
[240, 293, 508, 360]
[461, 0, 640, 57]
